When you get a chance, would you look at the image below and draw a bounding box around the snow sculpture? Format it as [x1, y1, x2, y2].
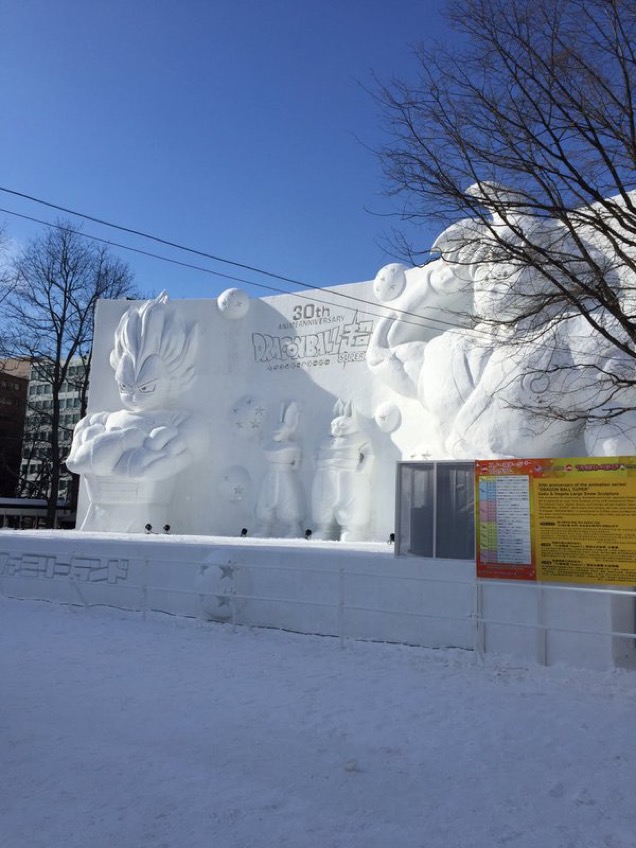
[366, 183, 636, 459]
[67, 292, 209, 532]
[196, 556, 249, 621]
[255, 401, 306, 538]
[217, 287, 250, 319]
[373, 262, 408, 302]
[373, 401, 402, 434]
[366, 219, 474, 405]
[310, 400, 373, 542]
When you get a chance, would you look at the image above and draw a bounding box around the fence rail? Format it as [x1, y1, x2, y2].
[1, 552, 635, 666]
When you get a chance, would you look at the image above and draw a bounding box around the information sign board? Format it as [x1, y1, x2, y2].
[475, 456, 636, 585]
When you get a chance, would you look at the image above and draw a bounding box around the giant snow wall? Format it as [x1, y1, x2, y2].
[76, 282, 433, 540]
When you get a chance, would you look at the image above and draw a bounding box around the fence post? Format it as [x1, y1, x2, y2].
[475, 579, 485, 658]
[230, 563, 238, 632]
[536, 584, 547, 666]
[69, 569, 88, 609]
[141, 558, 149, 619]
[338, 566, 345, 649]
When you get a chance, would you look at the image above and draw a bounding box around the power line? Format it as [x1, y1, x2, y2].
[4, 184, 555, 344]
[0, 201, 622, 359]
[0, 200, 469, 336]
[1, 188, 630, 360]
[0, 185, 309, 287]
[2, 205, 468, 338]
[0, 207, 287, 293]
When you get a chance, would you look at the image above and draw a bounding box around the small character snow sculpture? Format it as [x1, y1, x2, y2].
[254, 401, 306, 538]
[310, 400, 373, 542]
[66, 292, 209, 532]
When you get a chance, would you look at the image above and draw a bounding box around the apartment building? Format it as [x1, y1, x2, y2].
[0, 359, 30, 496]
[20, 360, 86, 503]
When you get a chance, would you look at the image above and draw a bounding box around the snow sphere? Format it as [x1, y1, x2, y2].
[219, 465, 251, 502]
[195, 564, 232, 620]
[217, 287, 250, 319]
[373, 263, 408, 303]
[374, 402, 402, 433]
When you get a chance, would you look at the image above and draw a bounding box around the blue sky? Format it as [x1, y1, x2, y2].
[1, 0, 452, 299]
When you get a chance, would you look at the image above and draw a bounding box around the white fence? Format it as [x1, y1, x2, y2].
[1, 532, 634, 670]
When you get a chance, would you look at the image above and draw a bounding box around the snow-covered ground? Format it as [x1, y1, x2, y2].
[2, 597, 635, 848]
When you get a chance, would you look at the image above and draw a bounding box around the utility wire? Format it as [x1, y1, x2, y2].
[0, 207, 291, 293]
[0, 185, 550, 339]
[0, 185, 308, 286]
[0, 202, 470, 336]
[1, 188, 631, 360]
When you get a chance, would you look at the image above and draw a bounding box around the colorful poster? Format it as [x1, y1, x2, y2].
[476, 459, 535, 580]
[475, 457, 636, 585]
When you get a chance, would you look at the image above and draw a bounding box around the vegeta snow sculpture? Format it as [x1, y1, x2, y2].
[67, 292, 208, 532]
[310, 400, 373, 542]
[255, 400, 306, 538]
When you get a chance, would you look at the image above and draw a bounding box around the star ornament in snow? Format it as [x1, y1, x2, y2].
[231, 396, 266, 436]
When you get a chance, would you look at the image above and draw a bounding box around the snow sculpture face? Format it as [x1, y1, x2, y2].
[115, 352, 170, 411]
[272, 422, 291, 443]
[109, 291, 198, 411]
[330, 413, 357, 438]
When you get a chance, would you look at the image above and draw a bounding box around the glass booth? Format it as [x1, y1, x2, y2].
[395, 461, 475, 559]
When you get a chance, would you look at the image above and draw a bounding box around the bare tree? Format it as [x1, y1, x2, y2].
[6, 221, 137, 526]
[377, 0, 636, 424]
[0, 223, 17, 343]
[0, 226, 26, 497]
